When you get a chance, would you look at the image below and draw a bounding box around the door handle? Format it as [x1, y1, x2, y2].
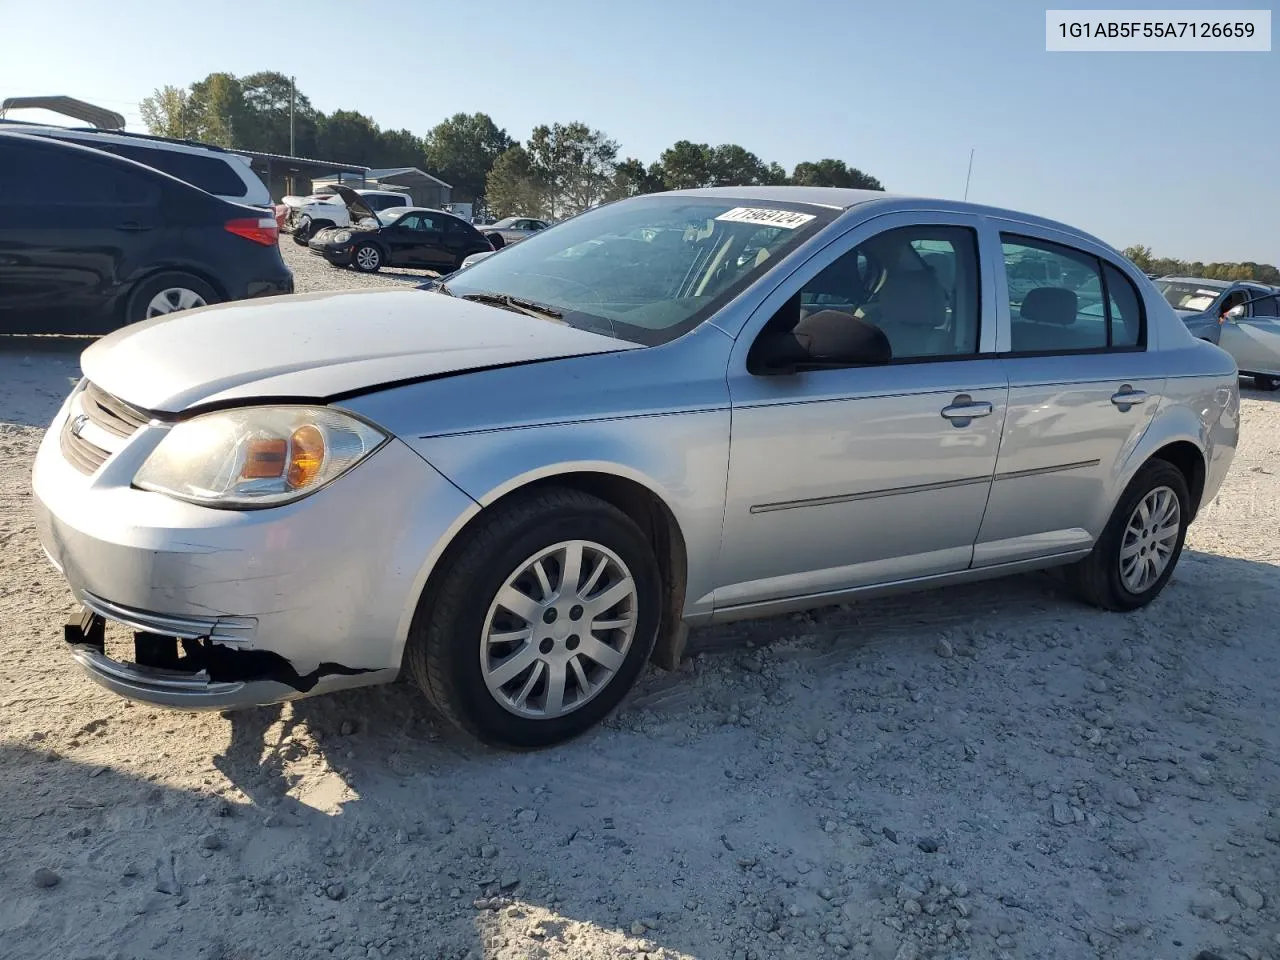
[1110, 387, 1147, 407]
[114, 222, 151, 232]
[940, 395, 994, 423]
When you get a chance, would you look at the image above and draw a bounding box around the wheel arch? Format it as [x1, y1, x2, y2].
[1118, 402, 1211, 523]
[119, 266, 229, 325]
[402, 465, 691, 674]
[1147, 440, 1207, 520]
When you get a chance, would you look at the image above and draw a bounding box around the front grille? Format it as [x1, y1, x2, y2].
[60, 381, 151, 475]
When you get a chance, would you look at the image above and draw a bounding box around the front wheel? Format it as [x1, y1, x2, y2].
[1252, 373, 1280, 391]
[1065, 460, 1190, 611]
[352, 242, 382, 273]
[406, 489, 661, 748]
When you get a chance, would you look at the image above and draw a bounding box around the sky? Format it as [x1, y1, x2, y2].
[1, 0, 1275, 264]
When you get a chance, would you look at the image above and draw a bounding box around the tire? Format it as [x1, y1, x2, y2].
[406, 488, 662, 748]
[352, 242, 382, 273]
[1065, 459, 1190, 612]
[1252, 373, 1280, 391]
[292, 216, 313, 245]
[125, 272, 220, 324]
[486, 232, 505, 249]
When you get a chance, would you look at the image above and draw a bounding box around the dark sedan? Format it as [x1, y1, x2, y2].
[0, 132, 292, 336]
[308, 188, 493, 274]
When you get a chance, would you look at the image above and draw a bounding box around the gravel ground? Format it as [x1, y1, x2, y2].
[1, 249, 1278, 960]
[280, 234, 445, 293]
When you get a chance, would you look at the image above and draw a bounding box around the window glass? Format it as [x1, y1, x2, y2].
[1219, 290, 1249, 316]
[72, 140, 246, 197]
[1252, 293, 1279, 318]
[442, 196, 835, 345]
[395, 214, 423, 231]
[0, 140, 158, 206]
[1104, 263, 1143, 347]
[1003, 237, 1107, 352]
[789, 225, 981, 360]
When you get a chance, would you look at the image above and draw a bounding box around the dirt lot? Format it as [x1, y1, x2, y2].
[1, 242, 1278, 960]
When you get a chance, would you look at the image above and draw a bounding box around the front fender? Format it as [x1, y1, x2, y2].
[405, 409, 731, 622]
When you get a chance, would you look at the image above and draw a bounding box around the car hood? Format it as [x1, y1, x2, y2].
[80, 289, 640, 415]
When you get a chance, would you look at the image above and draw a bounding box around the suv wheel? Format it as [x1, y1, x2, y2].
[1066, 459, 1190, 611]
[406, 488, 661, 748]
[126, 273, 219, 324]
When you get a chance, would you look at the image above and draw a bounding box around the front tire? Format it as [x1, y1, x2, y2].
[406, 489, 661, 748]
[486, 232, 505, 249]
[1066, 460, 1190, 611]
[352, 242, 382, 273]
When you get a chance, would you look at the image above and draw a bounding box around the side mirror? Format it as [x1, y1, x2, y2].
[1223, 304, 1246, 321]
[753, 310, 892, 374]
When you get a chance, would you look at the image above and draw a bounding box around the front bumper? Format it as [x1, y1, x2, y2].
[308, 242, 352, 266]
[33, 390, 479, 709]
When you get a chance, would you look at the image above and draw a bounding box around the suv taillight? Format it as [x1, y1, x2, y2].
[225, 217, 279, 246]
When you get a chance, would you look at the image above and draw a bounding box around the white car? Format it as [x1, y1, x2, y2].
[284, 188, 413, 243]
[1, 122, 272, 208]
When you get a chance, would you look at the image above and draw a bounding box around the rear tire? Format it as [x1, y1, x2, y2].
[486, 232, 505, 249]
[405, 488, 661, 748]
[1251, 373, 1280, 391]
[125, 272, 219, 324]
[1065, 460, 1190, 611]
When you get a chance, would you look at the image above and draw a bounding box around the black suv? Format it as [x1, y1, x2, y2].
[0, 132, 293, 335]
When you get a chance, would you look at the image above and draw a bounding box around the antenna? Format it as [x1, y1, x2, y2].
[963, 148, 975, 201]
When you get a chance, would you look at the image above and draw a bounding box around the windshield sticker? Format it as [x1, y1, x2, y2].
[715, 207, 816, 230]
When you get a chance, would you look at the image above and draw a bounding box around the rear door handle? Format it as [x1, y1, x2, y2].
[1110, 388, 1147, 407]
[941, 395, 994, 423]
[114, 221, 151, 232]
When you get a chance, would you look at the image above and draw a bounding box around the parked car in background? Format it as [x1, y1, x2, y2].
[1155, 276, 1280, 389]
[0, 120, 272, 209]
[35, 186, 1237, 750]
[481, 216, 551, 248]
[0, 132, 292, 335]
[309, 199, 492, 274]
[284, 187, 413, 242]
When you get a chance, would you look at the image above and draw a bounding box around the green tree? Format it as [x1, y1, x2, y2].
[376, 128, 425, 169]
[424, 112, 514, 203]
[790, 158, 883, 190]
[1122, 244, 1154, 271]
[485, 145, 545, 218]
[186, 72, 245, 147]
[316, 109, 382, 162]
[604, 157, 665, 201]
[139, 85, 192, 139]
[707, 144, 770, 185]
[657, 140, 714, 189]
[238, 71, 318, 155]
[526, 122, 618, 218]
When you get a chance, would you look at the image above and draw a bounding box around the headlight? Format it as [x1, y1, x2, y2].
[332, 230, 351, 243]
[134, 406, 387, 508]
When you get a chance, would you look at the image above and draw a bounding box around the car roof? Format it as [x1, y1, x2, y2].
[1157, 276, 1232, 288]
[0, 118, 248, 160]
[657, 185, 1116, 250]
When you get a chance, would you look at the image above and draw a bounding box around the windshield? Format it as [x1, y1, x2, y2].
[377, 207, 411, 225]
[1156, 280, 1227, 313]
[441, 196, 837, 344]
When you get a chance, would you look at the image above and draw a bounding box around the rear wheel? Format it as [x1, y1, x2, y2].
[1251, 373, 1280, 391]
[1066, 460, 1190, 611]
[125, 272, 219, 324]
[406, 489, 661, 748]
[352, 242, 382, 273]
[486, 232, 505, 249]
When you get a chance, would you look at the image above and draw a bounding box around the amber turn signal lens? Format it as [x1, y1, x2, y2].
[287, 424, 326, 489]
[241, 438, 287, 479]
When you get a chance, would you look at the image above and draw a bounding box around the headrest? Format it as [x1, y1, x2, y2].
[1020, 287, 1077, 325]
[875, 271, 947, 328]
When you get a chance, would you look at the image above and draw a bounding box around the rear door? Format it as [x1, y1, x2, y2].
[973, 226, 1163, 565]
[0, 137, 160, 335]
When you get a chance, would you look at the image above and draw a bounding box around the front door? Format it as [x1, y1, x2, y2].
[717, 213, 1009, 613]
[1219, 289, 1280, 376]
[974, 228, 1164, 566]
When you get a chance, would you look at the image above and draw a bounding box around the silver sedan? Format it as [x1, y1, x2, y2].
[33, 187, 1239, 748]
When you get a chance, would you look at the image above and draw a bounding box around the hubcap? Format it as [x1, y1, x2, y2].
[357, 246, 379, 269]
[481, 540, 638, 720]
[1119, 485, 1180, 594]
[146, 287, 206, 318]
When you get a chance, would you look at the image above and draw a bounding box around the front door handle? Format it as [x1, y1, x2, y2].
[1110, 387, 1147, 407]
[114, 221, 151, 233]
[941, 394, 994, 425]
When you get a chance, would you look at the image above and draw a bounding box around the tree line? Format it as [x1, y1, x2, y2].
[139, 72, 883, 218]
[1123, 245, 1279, 285]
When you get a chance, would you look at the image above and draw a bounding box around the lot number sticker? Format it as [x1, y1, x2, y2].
[715, 207, 816, 229]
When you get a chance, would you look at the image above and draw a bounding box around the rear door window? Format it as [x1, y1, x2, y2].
[54, 138, 246, 197]
[0, 141, 159, 206]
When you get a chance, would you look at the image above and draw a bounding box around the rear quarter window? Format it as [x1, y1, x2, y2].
[66, 139, 247, 198]
[0, 140, 160, 206]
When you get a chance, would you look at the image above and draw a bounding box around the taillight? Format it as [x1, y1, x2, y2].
[225, 217, 279, 246]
